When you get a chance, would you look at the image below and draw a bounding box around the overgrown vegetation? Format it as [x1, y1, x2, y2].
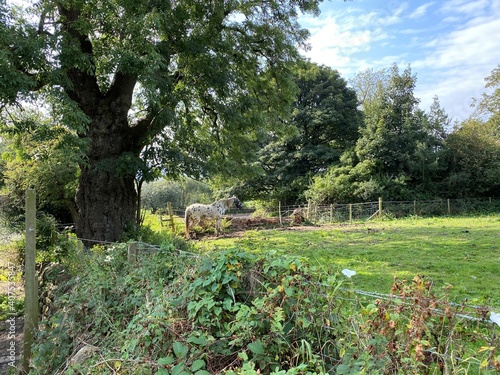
[28, 239, 499, 374]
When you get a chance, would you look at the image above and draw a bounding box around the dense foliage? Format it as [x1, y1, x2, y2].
[141, 178, 213, 213]
[30, 241, 500, 374]
[0, 0, 498, 240]
[237, 61, 362, 204]
[305, 65, 500, 204]
[0, 0, 323, 242]
[0, 109, 81, 223]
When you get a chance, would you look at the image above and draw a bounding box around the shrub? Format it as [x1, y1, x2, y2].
[29, 244, 500, 374]
[30, 246, 345, 374]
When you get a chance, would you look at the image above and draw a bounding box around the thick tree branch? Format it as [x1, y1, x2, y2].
[58, 4, 100, 116]
[130, 116, 154, 150]
[106, 70, 138, 117]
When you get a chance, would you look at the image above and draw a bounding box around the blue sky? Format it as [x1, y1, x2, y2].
[299, 0, 500, 122]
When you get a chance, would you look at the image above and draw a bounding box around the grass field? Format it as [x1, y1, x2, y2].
[194, 215, 500, 307]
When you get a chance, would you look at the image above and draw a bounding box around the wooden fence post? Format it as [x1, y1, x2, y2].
[167, 202, 175, 233]
[378, 197, 383, 218]
[128, 242, 138, 266]
[278, 202, 282, 226]
[414, 200, 417, 215]
[23, 189, 38, 373]
[447, 199, 451, 215]
[349, 204, 353, 224]
[76, 240, 84, 253]
[330, 204, 333, 224]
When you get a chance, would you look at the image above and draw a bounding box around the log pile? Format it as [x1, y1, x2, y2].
[228, 216, 288, 230]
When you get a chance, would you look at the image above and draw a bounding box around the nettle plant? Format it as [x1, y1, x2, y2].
[121, 249, 345, 374]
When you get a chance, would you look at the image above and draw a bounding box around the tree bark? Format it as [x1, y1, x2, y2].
[76, 163, 137, 244]
[75, 88, 147, 244]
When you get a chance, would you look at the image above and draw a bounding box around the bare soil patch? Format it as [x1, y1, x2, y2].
[190, 215, 364, 240]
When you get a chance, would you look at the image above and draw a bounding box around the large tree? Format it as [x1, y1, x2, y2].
[348, 67, 390, 109]
[471, 64, 500, 137]
[442, 119, 500, 197]
[237, 61, 362, 203]
[355, 65, 422, 177]
[442, 65, 500, 198]
[306, 65, 452, 203]
[1, 0, 323, 242]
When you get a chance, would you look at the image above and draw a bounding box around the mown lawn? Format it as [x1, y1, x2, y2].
[195, 215, 500, 307]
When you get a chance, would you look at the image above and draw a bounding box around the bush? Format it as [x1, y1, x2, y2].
[29, 244, 500, 374]
[30, 246, 344, 374]
[10, 212, 75, 267]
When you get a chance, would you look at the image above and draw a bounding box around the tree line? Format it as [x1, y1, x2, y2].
[0, 0, 499, 242]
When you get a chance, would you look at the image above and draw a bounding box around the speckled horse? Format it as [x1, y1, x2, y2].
[185, 196, 243, 239]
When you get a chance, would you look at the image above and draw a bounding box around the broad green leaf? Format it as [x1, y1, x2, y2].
[173, 341, 189, 358]
[171, 363, 186, 375]
[248, 341, 265, 355]
[238, 351, 249, 361]
[191, 359, 205, 372]
[157, 356, 174, 365]
[187, 336, 208, 346]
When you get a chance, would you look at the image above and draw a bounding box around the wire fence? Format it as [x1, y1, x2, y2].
[115, 241, 500, 372]
[122, 241, 500, 320]
[13, 190, 499, 371]
[269, 197, 500, 224]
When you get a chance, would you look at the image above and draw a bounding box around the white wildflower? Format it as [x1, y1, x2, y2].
[490, 312, 500, 327]
[341, 268, 356, 278]
[104, 255, 113, 262]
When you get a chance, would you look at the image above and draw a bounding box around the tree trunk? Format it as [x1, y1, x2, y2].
[136, 177, 144, 226]
[53, 4, 150, 244]
[75, 97, 145, 244]
[76, 164, 137, 245]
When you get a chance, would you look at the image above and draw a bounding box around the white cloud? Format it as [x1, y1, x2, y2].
[300, 11, 389, 75]
[376, 5, 406, 25]
[418, 19, 499, 69]
[409, 2, 435, 19]
[299, 0, 500, 120]
[408, 1, 435, 19]
[441, 16, 462, 23]
[300, 2, 417, 70]
[440, 0, 490, 16]
[412, 2, 500, 119]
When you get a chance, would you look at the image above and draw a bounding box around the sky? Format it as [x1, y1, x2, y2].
[299, 0, 500, 123]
